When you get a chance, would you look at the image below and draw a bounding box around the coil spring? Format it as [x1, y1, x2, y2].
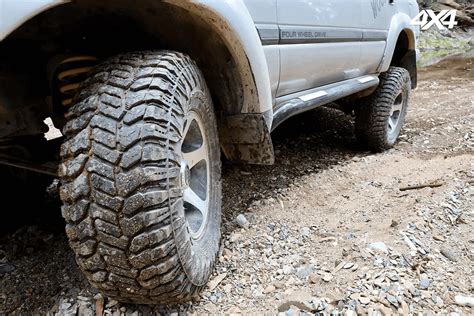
[56, 56, 98, 107]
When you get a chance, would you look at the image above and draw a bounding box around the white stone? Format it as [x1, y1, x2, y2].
[454, 295, 474, 307]
[369, 242, 389, 254]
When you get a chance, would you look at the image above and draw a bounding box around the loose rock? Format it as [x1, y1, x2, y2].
[263, 285, 276, 294]
[454, 295, 474, 307]
[301, 227, 311, 237]
[235, 214, 249, 228]
[369, 242, 389, 254]
[208, 273, 227, 291]
[440, 248, 458, 261]
[0, 263, 15, 274]
[420, 278, 431, 290]
[322, 274, 334, 282]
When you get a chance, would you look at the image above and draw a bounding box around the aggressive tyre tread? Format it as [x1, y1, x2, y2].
[60, 51, 220, 304]
[355, 66, 411, 151]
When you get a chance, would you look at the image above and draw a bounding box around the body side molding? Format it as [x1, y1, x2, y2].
[256, 25, 388, 45]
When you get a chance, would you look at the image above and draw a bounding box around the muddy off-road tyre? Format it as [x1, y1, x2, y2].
[59, 51, 222, 304]
[355, 67, 411, 151]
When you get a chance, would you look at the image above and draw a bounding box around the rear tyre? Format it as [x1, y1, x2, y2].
[59, 51, 221, 304]
[355, 67, 411, 151]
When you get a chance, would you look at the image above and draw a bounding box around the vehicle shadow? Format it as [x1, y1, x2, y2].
[221, 106, 368, 226]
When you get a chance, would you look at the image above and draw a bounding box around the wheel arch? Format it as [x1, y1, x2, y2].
[0, 0, 70, 42]
[0, 0, 275, 164]
[378, 13, 418, 89]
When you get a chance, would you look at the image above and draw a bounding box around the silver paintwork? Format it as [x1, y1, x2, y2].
[169, 0, 274, 118]
[276, 0, 363, 97]
[360, 41, 387, 76]
[263, 46, 281, 100]
[277, 0, 360, 27]
[278, 42, 362, 97]
[378, 11, 418, 72]
[243, 0, 277, 24]
[0, 0, 69, 41]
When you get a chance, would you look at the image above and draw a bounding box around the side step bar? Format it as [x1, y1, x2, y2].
[271, 75, 379, 131]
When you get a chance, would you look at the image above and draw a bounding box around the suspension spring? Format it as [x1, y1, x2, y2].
[56, 56, 98, 107]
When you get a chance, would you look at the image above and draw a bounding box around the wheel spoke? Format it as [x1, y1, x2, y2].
[181, 111, 210, 240]
[388, 117, 396, 131]
[391, 102, 403, 115]
[183, 145, 206, 169]
[183, 118, 193, 139]
[184, 188, 208, 217]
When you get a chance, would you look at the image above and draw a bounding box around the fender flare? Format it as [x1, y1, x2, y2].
[378, 12, 418, 73]
[165, 1, 274, 164]
[165, 1, 273, 120]
[0, 0, 69, 41]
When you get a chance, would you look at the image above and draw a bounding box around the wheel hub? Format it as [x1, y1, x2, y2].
[180, 161, 191, 188]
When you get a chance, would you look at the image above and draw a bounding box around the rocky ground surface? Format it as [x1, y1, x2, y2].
[0, 57, 473, 315]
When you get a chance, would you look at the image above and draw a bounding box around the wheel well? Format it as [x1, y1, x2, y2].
[0, 1, 245, 137]
[390, 29, 417, 89]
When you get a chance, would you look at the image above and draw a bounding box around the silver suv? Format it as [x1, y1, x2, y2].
[0, 0, 419, 304]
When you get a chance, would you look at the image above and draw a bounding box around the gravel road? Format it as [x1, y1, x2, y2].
[0, 56, 473, 315]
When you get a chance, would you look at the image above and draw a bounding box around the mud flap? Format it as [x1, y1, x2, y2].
[220, 113, 275, 165]
[400, 49, 418, 89]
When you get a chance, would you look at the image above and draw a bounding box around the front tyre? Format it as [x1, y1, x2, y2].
[59, 51, 221, 304]
[355, 67, 411, 151]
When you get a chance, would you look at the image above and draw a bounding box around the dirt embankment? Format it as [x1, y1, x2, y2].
[417, 0, 473, 27]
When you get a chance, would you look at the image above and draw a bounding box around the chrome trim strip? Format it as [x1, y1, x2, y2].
[299, 90, 328, 102]
[358, 76, 376, 83]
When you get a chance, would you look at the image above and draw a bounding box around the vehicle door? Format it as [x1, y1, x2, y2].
[276, 0, 363, 97]
[359, 0, 399, 74]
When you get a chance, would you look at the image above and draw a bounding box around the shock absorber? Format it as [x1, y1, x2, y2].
[55, 56, 98, 107]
